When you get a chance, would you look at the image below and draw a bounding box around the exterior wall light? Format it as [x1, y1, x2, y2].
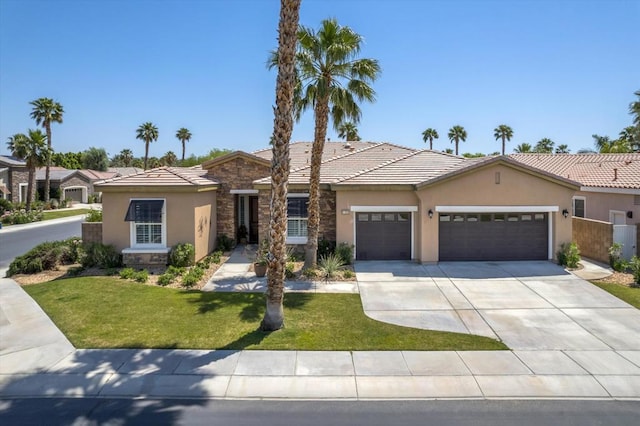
[428, 209, 434, 219]
[341, 209, 350, 215]
[562, 209, 569, 218]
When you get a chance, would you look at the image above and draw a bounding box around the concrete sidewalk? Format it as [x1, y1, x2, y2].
[1, 277, 639, 400]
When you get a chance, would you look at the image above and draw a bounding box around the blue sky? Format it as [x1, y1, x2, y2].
[1, 0, 638, 159]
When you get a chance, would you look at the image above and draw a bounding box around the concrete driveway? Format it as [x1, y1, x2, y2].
[355, 261, 640, 351]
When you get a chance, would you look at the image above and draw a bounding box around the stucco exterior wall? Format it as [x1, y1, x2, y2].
[101, 190, 216, 262]
[576, 190, 639, 225]
[415, 164, 575, 262]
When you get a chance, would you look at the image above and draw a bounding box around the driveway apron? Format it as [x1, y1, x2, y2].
[355, 260, 640, 351]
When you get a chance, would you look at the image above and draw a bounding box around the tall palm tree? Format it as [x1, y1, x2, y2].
[175, 127, 192, 161]
[592, 134, 611, 153]
[337, 122, 360, 141]
[7, 130, 50, 210]
[260, 0, 301, 332]
[555, 144, 570, 154]
[121, 149, 134, 167]
[29, 97, 63, 202]
[493, 124, 513, 155]
[161, 151, 178, 166]
[421, 128, 439, 150]
[514, 143, 532, 153]
[136, 122, 159, 170]
[294, 18, 381, 268]
[447, 125, 467, 155]
[534, 138, 555, 153]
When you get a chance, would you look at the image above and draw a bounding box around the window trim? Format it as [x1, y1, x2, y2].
[127, 198, 167, 249]
[572, 196, 586, 218]
[286, 194, 309, 244]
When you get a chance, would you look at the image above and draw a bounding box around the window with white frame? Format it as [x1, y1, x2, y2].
[124, 199, 165, 247]
[287, 195, 308, 241]
[572, 197, 585, 218]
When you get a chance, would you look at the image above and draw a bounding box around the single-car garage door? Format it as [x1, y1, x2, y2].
[356, 212, 411, 260]
[439, 212, 548, 261]
[64, 187, 85, 203]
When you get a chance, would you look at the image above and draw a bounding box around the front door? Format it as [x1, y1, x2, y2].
[249, 196, 259, 243]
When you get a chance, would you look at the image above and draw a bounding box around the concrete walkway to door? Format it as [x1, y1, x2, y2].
[355, 260, 640, 352]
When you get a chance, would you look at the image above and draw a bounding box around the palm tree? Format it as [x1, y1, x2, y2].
[534, 138, 555, 153]
[592, 134, 611, 153]
[447, 125, 467, 155]
[421, 128, 439, 150]
[175, 127, 192, 161]
[136, 122, 159, 170]
[555, 144, 570, 154]
[120, 149, 134, 167]
[293, 18, 381, 268]
[337, 122, 360, 141]
[30, 97, 63, 202]
[630, 89, 640, 127]
[7, 130, 50, 210]
[260, 0, 301, 332]
[514, 143, 532, 153]
[161, 151, 178, 166]
[493, 124, 513, 155]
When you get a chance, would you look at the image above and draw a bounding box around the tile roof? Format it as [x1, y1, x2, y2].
[95, 167, 219, 187]
[510, 153, 640, 189]
[36, 167, 76, 181]
[108, 167, 144, 176]
[252, 141, 382, 170]
[0, 155, 27, 167]
[254, 142, 417, 185]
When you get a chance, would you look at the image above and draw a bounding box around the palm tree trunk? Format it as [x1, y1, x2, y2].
[304, 96, 330, 269]
[144, 141, 149, 170]
[182, 141, 185, 161]
[260, 0, 300, 332]
[502, 137, 505, 156]
[429, 138, 433, 150]
[26, 167, 35, 211]
[44, 123, 51, 202]
[455, 139, 459, 156]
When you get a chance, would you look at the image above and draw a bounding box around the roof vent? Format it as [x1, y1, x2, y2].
[613, 168, 618, 181]
[345, 142, 351, 149]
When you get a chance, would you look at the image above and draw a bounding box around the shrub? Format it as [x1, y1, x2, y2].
[0, 198, 12, 215]
[7, 238, 82, 276]
[85, 208, 103, 222]
[133, 270, 149, 283]
[169, 243, 195, 267]
[157, 273, 174, 286]
[197, 256, 212, 269]
[629, 256, 640, 288]
[119, 268, 136, 280]
[182, 266, 204, 288]
[81, 242, 122, 268]
[608, 243, 628, 272]
[302, 268, 317, 278]
[210, 250, 222, 264]
[216, 234, 234, 252]
[317, 238, 336, 260]
[318, 253, 345, 280]
[1, 208, 44, 225]
[557, 242, 580, 269]
[285, 261, 295, 279]
[342, 269, 354, 279]
[335, 242, 354, 265]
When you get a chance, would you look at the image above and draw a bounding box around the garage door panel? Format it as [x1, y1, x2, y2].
[356, 212, 411, 260]
[439, 212, 547, 261]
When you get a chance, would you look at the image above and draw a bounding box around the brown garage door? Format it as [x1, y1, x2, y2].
[356, 212, 411, 260]
[439, 212, 548, 261]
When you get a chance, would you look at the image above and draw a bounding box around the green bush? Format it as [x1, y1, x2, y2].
[210, 251, 222, 264]
[317, 238, 336, 260]
[557, 242, 580, 269]
[169, 243, 195, 267]
[7, 238, 82, 276]
[119, 267, 136, 280]
[81, 242, 122, 268]
[133, 270, 149, 283]
[608, 243, 628, 272]
[630, 256, 640, 288]
[157, 273, 174, 286]
[1, 208, 44, 225]
[318, 253, 345, 279]
[342, 269, 354, 279]
[85, 208, 103, 222]
[0, 198, 12, 215]
[285, 261, 295, 279]
[335, 242, 354, 265]
[302, 268, 316, 278]
[216, 234, 234, 252]
[182, 266, 205, 288]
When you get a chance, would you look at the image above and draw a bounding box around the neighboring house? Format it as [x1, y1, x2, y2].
[95, 142, 579, 265]
[0, 155, 28, 203]
[35, 167, 119, 203]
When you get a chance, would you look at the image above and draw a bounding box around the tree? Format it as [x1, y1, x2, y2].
[118, 149, 135, 167]
[591, 134, 631, 153]
[293, 18, 381, 268]
[447, 125, 467, 155]
[337, 122, 360, 141]
[514, 143, 532, 153]
[630, 89, 640, 128]
[136, 122, 159, 170]
[52, 151, 82, 169]
[534, 138, 555, 153]
[443, 148, 454, 154]
[592, 134, 610, 152]
[260, 0, 301, 331]
[421, 128, 439, 150]
[30, 97, 64, 202]
[82, 147, 108, 171]
[555, 144, 570, 154]
[161, 151, 178, 166]
[175, 127, 192, 161]
[493, 124, 513, 156]
[7, 130, 50, 210]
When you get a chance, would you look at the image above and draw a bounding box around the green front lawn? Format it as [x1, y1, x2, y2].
[24, 277, 507, 351]
[42, 208, 92, 220]
[591, 281, 640, 309]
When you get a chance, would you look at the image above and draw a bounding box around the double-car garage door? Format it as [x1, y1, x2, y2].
[439, 212, 548, 261]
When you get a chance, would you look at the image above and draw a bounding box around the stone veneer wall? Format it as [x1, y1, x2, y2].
[9, 169, 28, 203]
[572, 217, 613, 263]
[60, 176, 92, 200]
[206, 157, 270, 242]
[81, 222, 103, 245]
[123, 252, 168, 267]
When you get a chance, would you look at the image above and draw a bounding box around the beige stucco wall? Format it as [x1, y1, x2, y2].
[576, 190, 639, 225]
[101, 190, 217, 262]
